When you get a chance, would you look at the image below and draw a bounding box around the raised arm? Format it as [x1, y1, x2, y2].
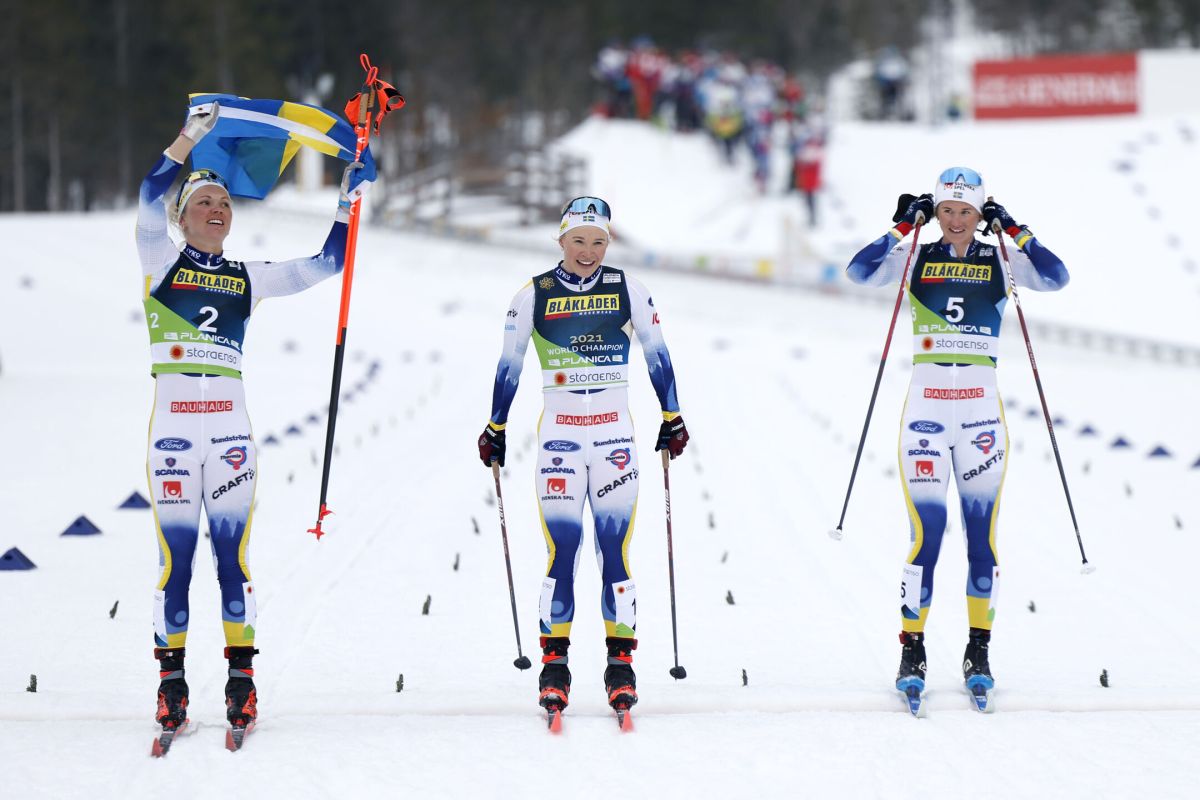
[847, 192, 932, 286]
[135, 108, 219, 281]
[982, 200, 1069, 291]
[245, 163, 368, 301]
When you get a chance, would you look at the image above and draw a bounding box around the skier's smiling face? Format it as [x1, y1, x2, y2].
[936, 200, 980, 254]
[559, 226, 609, 277]
[180, 187, 233, 254]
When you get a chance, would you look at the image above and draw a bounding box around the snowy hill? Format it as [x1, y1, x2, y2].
[1, 113, 1198, 798]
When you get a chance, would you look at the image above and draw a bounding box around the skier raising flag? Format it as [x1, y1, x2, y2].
[137, 100, 371, 754]
[845, 168, 1069, 715]
[478, 197, 689, 730]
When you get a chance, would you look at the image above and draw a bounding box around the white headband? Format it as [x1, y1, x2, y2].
[558, 211, 611, 239]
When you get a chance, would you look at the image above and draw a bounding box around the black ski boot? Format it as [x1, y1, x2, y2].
[224, 646, 259, 727]
[963, 628, 994, 685]
[604, 637, 638, 709]
[154, 647, 188, 730]
[538, 637, 571, 710]
[963, 628, 995, 710]
[895, 631, 927, 689]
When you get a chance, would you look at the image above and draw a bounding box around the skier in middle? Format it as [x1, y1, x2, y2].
[478, 197, 689, 721]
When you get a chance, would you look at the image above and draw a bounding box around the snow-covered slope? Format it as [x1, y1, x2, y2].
[1, 114, 1198, 798]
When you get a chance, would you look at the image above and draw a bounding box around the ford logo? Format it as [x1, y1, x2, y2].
[908, 420, 944, 434]
[154, 437, 193, 451]
[543, 440, 581, 452]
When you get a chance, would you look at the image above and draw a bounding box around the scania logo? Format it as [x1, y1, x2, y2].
[154, 437, 193, 451]
[543, 440, 581, 452]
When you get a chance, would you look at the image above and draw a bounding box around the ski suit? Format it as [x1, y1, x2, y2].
[136, 152, 347, 648]
[847, 229, 1068, 632]
[489, 264, 680, 640]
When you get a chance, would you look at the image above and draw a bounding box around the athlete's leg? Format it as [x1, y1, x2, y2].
[954, 391, 1009, 632]
[536, 415, 588, 639]
[897, 374, 954, 633]
[588, 428, 639, 639]
[148, 378, 203, 649]
[202, 379, 258, 648]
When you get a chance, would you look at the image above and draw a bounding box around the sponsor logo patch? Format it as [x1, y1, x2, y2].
[547, 477, 567, 494]
[597, 468, 639, 498]
[543, 440, 581, 452]
[972, 430, 997, 454]
[171, 268, 246, 295]
[555, 412, 619, 426]
[606, 448, 632, 470]
[920, 262, 993, 284]
[908, 421, 944, 434]
[963, 450, 1006, 481]
[544, 294, 621, 319]
[154, 437, 193, 452]
[923, 387, 985, 400]
[212, 469, 256, 499]
[915, 460, 935, 477]
[162, 481, 183, 498]
[170, 400, 233, 413]
[220, 446, 248, 470]
[962, 417, 1001, 430]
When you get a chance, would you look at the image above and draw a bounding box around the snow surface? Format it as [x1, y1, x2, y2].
[1, 115, 1199, 799]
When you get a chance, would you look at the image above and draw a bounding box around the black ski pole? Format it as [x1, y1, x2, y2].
[662, 450, 687, 679]
[991, 207, 1093, 573]
[830, 218, 924, 540]
[492, 462, 532, 669]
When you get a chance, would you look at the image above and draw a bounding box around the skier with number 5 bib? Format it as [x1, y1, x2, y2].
[136, 103, 366, 740]
[477, 197, 688, 720]
[846, 168, 1069, 711]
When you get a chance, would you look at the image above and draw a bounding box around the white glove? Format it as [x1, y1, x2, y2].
[182, 101, 221, 144]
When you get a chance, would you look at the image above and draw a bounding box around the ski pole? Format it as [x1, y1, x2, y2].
[309, 54, 403, 540]
[830, 218, 924, 540]
[991, 206, 1093, 574]
[662, 450, 687, 679]
[492, 462, 532, 670]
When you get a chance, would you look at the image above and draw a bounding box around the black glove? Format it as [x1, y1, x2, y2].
[891, 192, 933, 236]
[655, 416, 689, 459]
[478, 424, 506, 467]
[980, 199, 1024, 239]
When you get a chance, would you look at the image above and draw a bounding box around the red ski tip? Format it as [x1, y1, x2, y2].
[548, 709, 563, 734]
[617, 708, 634, 732]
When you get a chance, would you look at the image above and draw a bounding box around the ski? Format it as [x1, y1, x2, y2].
[225, 721, 255, 752]
[614, 705, 634, 732]
[150, 720, 191, 757]
[966, 676, 995, 713]
[896, 677, 925, 717]
[545, 705, 563, 734]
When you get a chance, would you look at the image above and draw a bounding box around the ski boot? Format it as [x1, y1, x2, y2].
[895, 632, 926, 715]
[963, 628, 994, 711]
[604, 637, 638, 710]
[154, 647, 189, 730]
[537, 637, 571, 712]
[224, 646, 259, 728]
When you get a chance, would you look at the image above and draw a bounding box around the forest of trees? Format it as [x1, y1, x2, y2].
[1, 0, 1195, 212]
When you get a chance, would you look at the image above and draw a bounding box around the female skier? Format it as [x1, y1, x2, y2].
[477, 197, 689, 720]
[137, 104, 361, 740]
[846, 167, 1069, 712]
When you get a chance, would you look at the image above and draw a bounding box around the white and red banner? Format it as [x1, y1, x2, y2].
[973, 53, 1138, 119]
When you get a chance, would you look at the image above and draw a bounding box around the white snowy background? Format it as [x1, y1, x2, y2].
[1, 110, 1198, 799]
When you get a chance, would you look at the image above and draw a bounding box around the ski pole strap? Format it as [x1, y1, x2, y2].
[343, 53, 405, 136]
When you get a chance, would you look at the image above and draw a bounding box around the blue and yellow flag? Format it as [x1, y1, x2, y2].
[187, 94, 375, 200]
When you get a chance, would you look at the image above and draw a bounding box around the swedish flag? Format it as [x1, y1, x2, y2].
[186, 94, 376, 200]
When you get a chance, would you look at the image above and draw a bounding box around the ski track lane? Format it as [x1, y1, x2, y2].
[3, 128, 1200, 798]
